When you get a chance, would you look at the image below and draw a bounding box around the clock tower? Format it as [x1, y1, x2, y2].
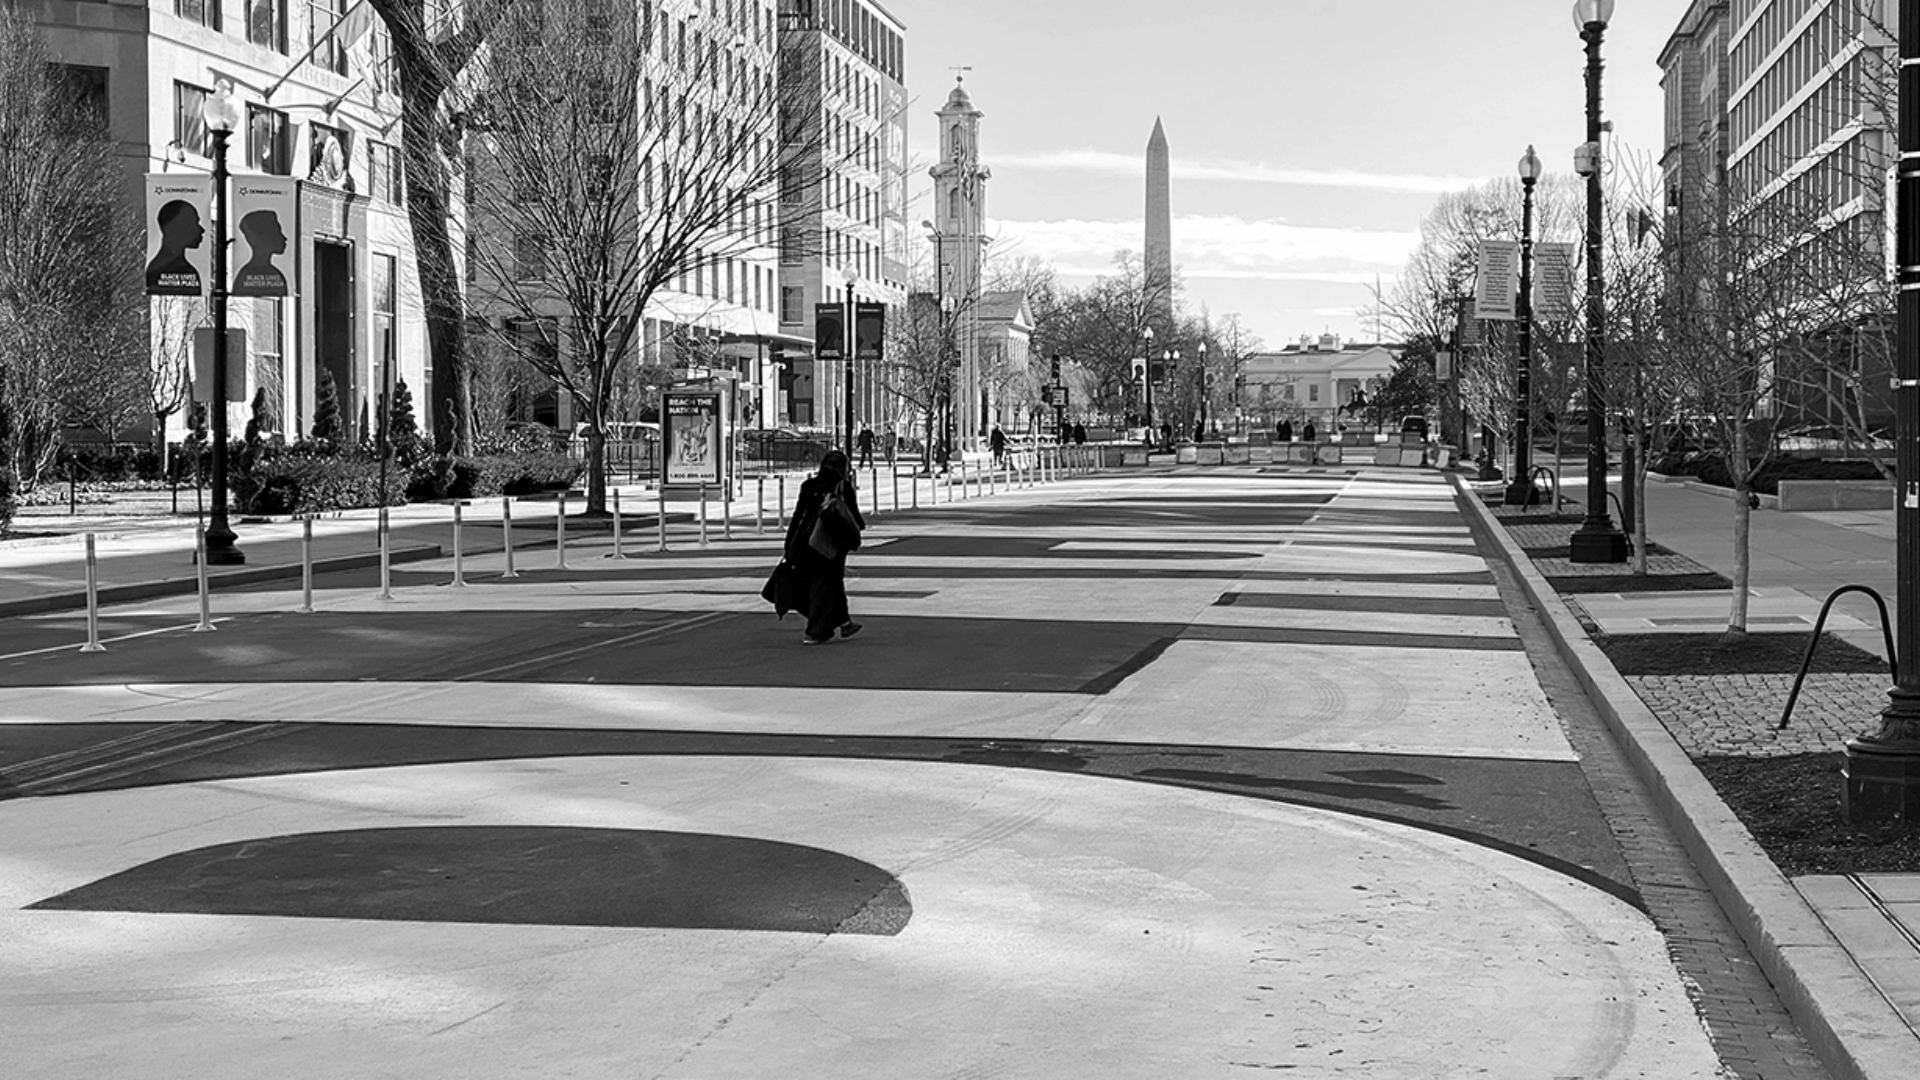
[929, 76, 991, 446]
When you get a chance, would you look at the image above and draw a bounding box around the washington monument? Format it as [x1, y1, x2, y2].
[1145, 117, 1172, 326]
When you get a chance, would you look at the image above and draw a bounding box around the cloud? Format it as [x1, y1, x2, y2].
[995, 149, 1476, 195]
[986, 215, 1416, 286]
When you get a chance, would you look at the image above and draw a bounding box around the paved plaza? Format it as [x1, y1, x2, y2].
[0, 465, 1763, 1078]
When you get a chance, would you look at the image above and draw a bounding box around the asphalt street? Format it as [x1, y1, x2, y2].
[0, 467, 1741, 1078]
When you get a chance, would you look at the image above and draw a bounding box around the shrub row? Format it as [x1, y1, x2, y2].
[235, 449, 581, 516]
[1648, 452, 1887, 495]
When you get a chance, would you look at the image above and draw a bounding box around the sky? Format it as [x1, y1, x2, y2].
[891, 0, 1693, 353]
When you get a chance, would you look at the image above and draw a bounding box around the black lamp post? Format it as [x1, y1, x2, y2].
[1198, 340, 1211, 437]
[202, 81, 244, 565]
[1142, 325, 1157, 449]
[1843, 0, 1920, 820]
[1505, 146, 1544, 506]
[1164, 347, 1181, 444]
[1568, 0, 1629, 561]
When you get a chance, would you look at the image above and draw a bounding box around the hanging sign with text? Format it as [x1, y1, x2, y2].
[1474, 240, 1518, 321]
[231, 177, 296, 297]
[1533, 242, 1576, 323]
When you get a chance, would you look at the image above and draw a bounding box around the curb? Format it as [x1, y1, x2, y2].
[1453, 474, 1920, 1080]
[0, 544, 444, 620]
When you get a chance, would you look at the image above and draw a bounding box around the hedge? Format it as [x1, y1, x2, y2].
[236, 449, 583, 515]
[1649, 452, 1887, 496]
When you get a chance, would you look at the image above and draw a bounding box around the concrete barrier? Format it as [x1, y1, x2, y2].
[1317, 444, 1343, 465]
[1286, 445, 1314, 464]
[1175, 444, 1198, 464]
[1776, 479, 1895, 512]
[1121, 448, 1149, 466]
[1373, 445, 1400, 467]
[1196, 443, 1225, 465]
[1225, 445, 1251, 465]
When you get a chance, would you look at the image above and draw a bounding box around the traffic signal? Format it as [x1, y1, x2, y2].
[814, 303, 846, 361]
[1050, 353, 1061, 382]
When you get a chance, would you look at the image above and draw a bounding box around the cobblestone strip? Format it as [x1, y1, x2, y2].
[1484, 544, 1833, 1079]
[1627, 674, 1885, 758]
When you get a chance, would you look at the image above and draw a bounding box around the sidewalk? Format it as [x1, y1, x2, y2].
[1470, 462, 1920, 1080]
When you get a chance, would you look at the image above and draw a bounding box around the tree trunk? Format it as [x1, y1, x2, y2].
[1728, 422, 1752, 635]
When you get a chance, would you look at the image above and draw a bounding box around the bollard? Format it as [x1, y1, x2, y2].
[912, 470, 920, 510]
[778, 474, 788, 528]
[193, 524, 215, 632]
[556, 493, 569, 569]
[698, 483, 710, 548]
[756, 476, 765, 535]
[870, 464, 880, 513]
[378, 507, 392, 600]
[501, 498, 520, 579]
[298, 517, 315, 613]
[722, 481, 732, 540]
[657, 479, 669, 552]
[892, 467, 900, 513]
[80, 533, 105, 652]
[451, 502, 467, 587]
[613, 489, 626, 559]
[989, 459, 997, 496]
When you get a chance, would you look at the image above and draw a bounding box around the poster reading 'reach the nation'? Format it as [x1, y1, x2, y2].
[664, 391, 723, 486]
[144, 175, 211, 296]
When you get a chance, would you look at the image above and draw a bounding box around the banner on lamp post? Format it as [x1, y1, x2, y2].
[1534, 242, 1576, 322]
[230, 177, 296, 297]
[1474, 240, 1518, 321]
[144, 174, 212, 296]
[190, 328, 248, 401]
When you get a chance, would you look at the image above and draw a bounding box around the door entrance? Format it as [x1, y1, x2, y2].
[314, 240, 354, 442]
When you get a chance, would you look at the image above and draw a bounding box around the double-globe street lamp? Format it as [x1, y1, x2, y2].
[1568, 0, 1629, 562]
[1197, 339, 1211, 438]
[1163, 346, 1181, 443]
[1505, 146, 1544, 507]
[203, 81, 245, 565]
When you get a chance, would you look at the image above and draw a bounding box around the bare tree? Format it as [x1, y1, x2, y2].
[0, 11, 141, 489]
[462, 0, 814, 513]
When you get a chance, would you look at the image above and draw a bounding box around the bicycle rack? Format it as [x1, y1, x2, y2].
[1778, 584, 1897, 730]
[1524, 466, 1559, 512]
[1603, 490, 1637, 555]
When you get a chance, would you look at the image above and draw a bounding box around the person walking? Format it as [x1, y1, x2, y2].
[856, 424, 875, 468]
[785, 449, 867, 644]
[1193, 419, 1205, 444]
[1277, 418, 1293, 443]
[1159, 422, 1172, 452]
[989, 423, 1008, 463]
[1301, 419, 1317, 443]
[1072, 422, 1086, 446]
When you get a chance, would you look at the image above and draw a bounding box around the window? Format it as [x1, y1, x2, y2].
[515, 229, 546, 281]
[781, 285, 803, 324]
[174, 81, 210, 156]
[252, 298, 285, 431]
[308, 122, 353, 190]
[373, 253, 397, 315]
[368, 25, 396, 95]
[308, 0, 348, 76]
[175, 0, 220, 30]
[248, 0, 287, 52]
[248, 104, 291, 174]
[48, 64, 108, 131]
[369, 140, 403, 203]
[1308, 384, 1320, 403]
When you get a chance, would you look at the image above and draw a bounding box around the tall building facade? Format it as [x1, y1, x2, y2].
[929, 78, 991, 447]
[1657, 0, 1730, 242]
[775, 0, 908, 437]
[29, 0, 431, 446]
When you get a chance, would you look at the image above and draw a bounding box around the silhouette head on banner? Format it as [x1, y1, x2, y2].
[146, 200, 204, 292]
[233, 209, 288, 295]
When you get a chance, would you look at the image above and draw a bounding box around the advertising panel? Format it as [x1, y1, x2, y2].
[1533, 242, 1576, 323]
[664, 391, 723, 486]
[144, 174, 212, 296]
[231, 177, 296, 297]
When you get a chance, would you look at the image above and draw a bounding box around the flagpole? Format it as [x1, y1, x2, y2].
[263, 0, 372, 102]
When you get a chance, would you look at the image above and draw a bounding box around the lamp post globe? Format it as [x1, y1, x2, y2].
[200, 80, 244, 565]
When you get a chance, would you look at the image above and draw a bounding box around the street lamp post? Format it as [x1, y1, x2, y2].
[1569, 0, 1629, 561]
[1843, 0, 1920, 820]
[1142, 325, 1157, 449]
[202, 82, 244, 565]
[1198, 340, 1211, 438]
[1164, 348, 1180, 445]
[1505, 146, 1544, 506]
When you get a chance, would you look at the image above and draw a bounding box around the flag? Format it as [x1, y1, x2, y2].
[334, 0, 374, 50]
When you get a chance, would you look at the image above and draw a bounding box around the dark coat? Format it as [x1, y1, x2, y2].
[784, 471, 866, 639]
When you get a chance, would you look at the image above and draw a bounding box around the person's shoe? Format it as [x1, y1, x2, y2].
[801, 635, 834, 645]
[839, 621, 863, 639]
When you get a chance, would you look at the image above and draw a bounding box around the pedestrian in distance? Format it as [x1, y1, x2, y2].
[990, 424, 1008, 463]
[785, 449, 867, 645]
[1159, 422, 1172, 451]
[1193, 419, 1205, 444]
[1072, 422, 1086, 446]
[857, 424, 875, 468]
[883, 425, 897, 465]
[1277, 418, 1293, 443]
[1301, 419, 1317, 443]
